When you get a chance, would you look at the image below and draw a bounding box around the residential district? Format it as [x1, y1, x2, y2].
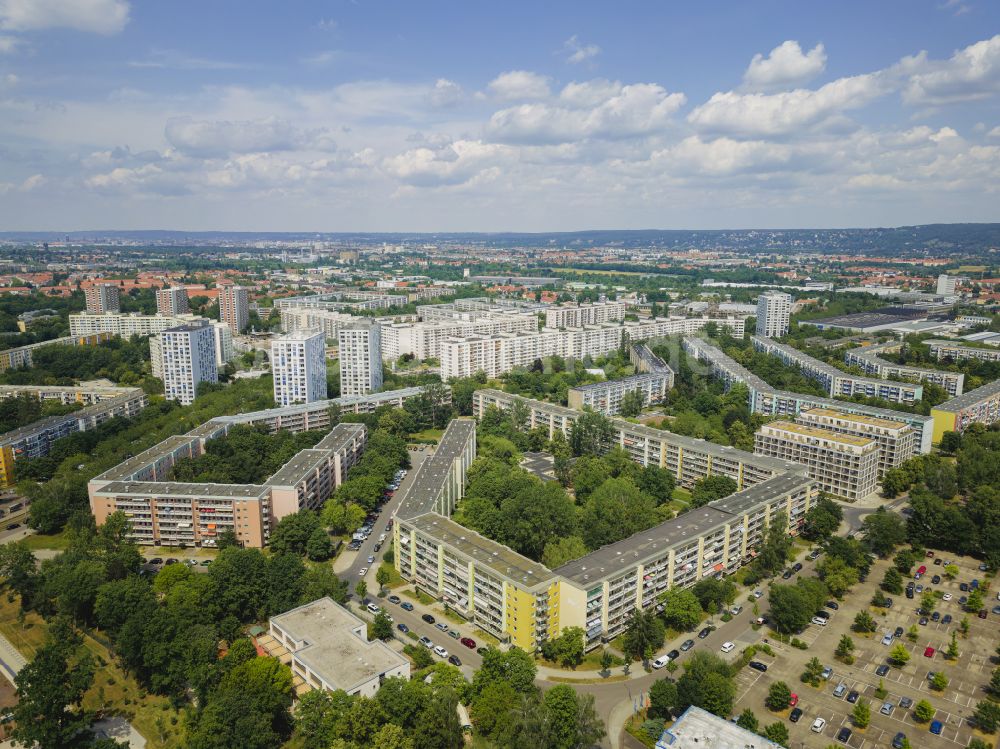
[0, 229, 999, 749]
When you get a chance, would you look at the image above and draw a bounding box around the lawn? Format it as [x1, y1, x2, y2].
[19, 531, 73, 550]
[671, 487, 692, 503]
[409, 428, 444, 443]
[401, 587, 436, 605]
[0, 594, 187, 749]
[539, 649, 625, 672]
[377, 562, 406, 590]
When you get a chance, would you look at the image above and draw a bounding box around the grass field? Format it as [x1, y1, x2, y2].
[18, 531, 72, 550]
[409, 428, 444, 443]
[0, 594, 187, 748]
[377, 562, 406, 589]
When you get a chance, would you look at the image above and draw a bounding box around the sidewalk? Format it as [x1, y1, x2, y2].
[0, 633, 26, 686]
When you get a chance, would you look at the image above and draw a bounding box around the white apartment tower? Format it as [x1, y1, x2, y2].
[338, 322, 382, 397]
[219, 285, 250, 335]
[272, 329, 327, 406]
[211, 321, 234, 368]
[85, 283, 121, 314]
[156, 287, 189, 316]
[756, 291, 792, 338]
[936, 274, 957, 296]
[154, 325, 218, 406]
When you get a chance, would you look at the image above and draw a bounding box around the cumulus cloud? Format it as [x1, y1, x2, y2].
[743, 40, 827, 91]
[488, 80, 686, 144]
[164, 117, 336, 157]
[903, 34, 1000, 104]
[428, 78, 463, 107]
[382, 140, 511, 187]
[689, 72, 888, 137]
[0, 0, 129, 34]
[563, 35, 601, 65]
[487, 70, 551, 100]
[988, 125, 1000, 137]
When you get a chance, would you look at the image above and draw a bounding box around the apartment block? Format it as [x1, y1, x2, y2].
[219, 284, 250, 335]
[338, 322, 383, 396]
[754, 421, 879, 501]
[753, 336, 923, 404]
[155, 325, 218, 406]
[89, 421, 366, 548]
[844, 340, 964, 396]
[70, 312, 209, 339]
[756, 291, 791, 338]
[930, 378, 1000, 443]
[280, 307, 361, 340]
[266, 598, 408, 699]
[936, 274, 957, 296]
[794, 408, 916, 477]
[211, 321, 234, 367]
[272, 329, 327, 406]
[545, 301, 627, 329]
[0, 333, 112, 373]
[567, 344, 674, 415]
[84, 283, 121, 314]
[926, 340, 1000, 363]
[380, 316, 538, 362]
[155, 287, 189, 316]
[682, 336, 933, 454]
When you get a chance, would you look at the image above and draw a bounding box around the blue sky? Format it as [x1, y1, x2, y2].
[1, 0, 999, 231]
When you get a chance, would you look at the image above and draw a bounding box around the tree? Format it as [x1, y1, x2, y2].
[375, 566, 391, 593]
[622, 608, 665, 662]
[762, 722, 789, 747]
[881, 567, 903, 595]
[931, 672, 949, 691]
[648, 679, 678, 720]
[540, 627, 585, 669]
[835, 635, 855, 663]
[966, 588, 984, 612]
[269, 511, 322, 556]
[852, 699, 871, 728]
[913, 699, 935, 723]
[921, 590, 937, 613]
[676, 651, 735, 717]
[413, 688, 463, 749]
[0, 541, 39, 603]
[974, 700, 1000, 733]
[893, 547, 919, 574]
[372, 723, 415, 749]
[636, 465, 676, 506]
[600, 649, 614, 674]
[816, 556, 859, 597]
[801, 657, 824, 686]
[946, 631, 960, 660]
[619, 390, 645, 417]
[943, 563, 960, 579]
[305, 527, 333, 561]
[989, 667, 1000, 698]
[690, 475, 738, 508]
[768, 584, 816, 634]
[541, 536, 589, 569]
[691, 577, 738, 614]
[568, 411, 614, 456]
[802, 495, 843, 541]
[889, 643, 911, 665]
[968, 740, 992, 749]
[356, 580, 368, 600]
[471, 680, 517, 738]
[861, 508, 907, 557]
[736, 708, 758, 732]
[580, 477, 655, 550]
[853, 611, 877, 633]
[11, 621, 96, 749]
[661, 587, 703, 631]
[370, 610, 393, 641]
[766, 681, 792, 711]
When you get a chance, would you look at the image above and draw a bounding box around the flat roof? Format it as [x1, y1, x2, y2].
[266, 449, 331, 488]
[657, 706, 782, 749]
[273, 329, 324, 342]
[932, 378, 1000, 413]
[809, 311, 923, 330]
[569, 372, 672, 393]
[800, 407, 908, 430]
[96, 480, 268, 499]
[270, 597, 407, 692]
[761, 421, 876, 448]
[396, 419, 476, 520]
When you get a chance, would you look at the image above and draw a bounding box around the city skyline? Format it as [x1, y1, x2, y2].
[0, 0, 998, 232]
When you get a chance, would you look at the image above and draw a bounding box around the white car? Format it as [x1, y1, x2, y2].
[652, 655, 670, 669]
[811, 717, 826, 733]
[721, 641, 735, 653]
[433, 646, 449, 658]
[752, 589, 763, 599]
[943, 593, 952, 601]
[358, 567, 368, 576]
[811, 616, 828, 626]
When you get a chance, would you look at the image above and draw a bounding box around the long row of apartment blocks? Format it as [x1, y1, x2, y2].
[566, 343, 675, 415]
[0, 333, 113, 373]
[843, 340, 964, 396]
[0, 383, 148, 487]
[88, 386, 438, 548]
[681, 336, 934, 454]
[392, 391, 817, 652]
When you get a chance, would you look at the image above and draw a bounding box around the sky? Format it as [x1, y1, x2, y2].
[1, 0, 999, 232]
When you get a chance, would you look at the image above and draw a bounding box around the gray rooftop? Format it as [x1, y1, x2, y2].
[270, 597, 407, 692]
[933, 377, 1000, 413]
[396, 419, 476, 520]
[657, 706, 782, 749]
[96, 480, 268, 499]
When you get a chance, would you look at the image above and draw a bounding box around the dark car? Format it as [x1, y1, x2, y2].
[448, 655, 462, 667]
[422, 614, 436, 624]
[401, 602, 414, 611]
[789, 707, 803, 723]
[782, 569, 794, 579]
[847, 690, 860, 704]
[792, 562, 803, 572]
[149, 557, 163, 565]
[905, 588, 914, 599]
[933, 557, 942, 565]
[892, 732, 907, 749]
[680, 639, 695, 652]
[931, 611, 940, 622]
[698, 626, 714, 639]
[837, 727, 852, 743]
[5, 522, 19, 531]
[748, 661, 768, 672]
[899, 696, 913, 708]
[979, 609, 988, 619]
[825, 601, 840, 610]
[919, 617, 929, 625]
[460, 637, 476, 649]
[960, 582, 969, 591]
[667, 649, 680, 661]
[876, 664, 890, 677]
[960, 596, 968, 605]
[476, 647, 489, 656]
[397, 623, 409, 634]
[942, 614, 952, 624]
[164, 558, 178, 565]
[932, 575, 941, 585]
[894, 626, 904, 637]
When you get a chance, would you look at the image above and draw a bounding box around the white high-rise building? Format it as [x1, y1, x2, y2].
[84, 283, 121, 314]
[156, 287, 189, 316]
[338, 322, 382, 397]
[219, 285, 249, 335]
[272, 329, 327, 406]
[755, 291, 792, 338]
[936, 274, 957, 296]
[154, 325, 218, 406]
[211, 321, 234, 368]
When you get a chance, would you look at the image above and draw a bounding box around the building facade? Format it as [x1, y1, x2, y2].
[84, 283, 121, 314]
[155, 325, 219, 406]
[545, 301, 627, 329]
[0, 333, 112, 373]
[926, 340, 1000, 364]
[219, 284, 250, 335]
[794, 408, 916, 478]
[931, 379, 1000, 443]
[155, 287, 190, 316]
[338, 322, 383, 396]
[755, 291, 792, 338]
[272, 329, 327, 406]
[844, 340, 964, 396]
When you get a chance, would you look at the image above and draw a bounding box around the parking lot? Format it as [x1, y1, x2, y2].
[733, 551, 996, 748]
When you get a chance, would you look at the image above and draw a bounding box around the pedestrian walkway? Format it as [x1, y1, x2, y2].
[0, 633, 26, 686]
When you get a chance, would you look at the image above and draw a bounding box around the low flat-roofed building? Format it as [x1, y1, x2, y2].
[655, 706, 783, 749]
[755, 420, 878, 501]
[268, 597, 409, 698]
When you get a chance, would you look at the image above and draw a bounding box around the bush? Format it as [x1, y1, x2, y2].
[790, 638, 808, 650]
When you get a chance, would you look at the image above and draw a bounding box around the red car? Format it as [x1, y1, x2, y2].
[926, 551, 935, 558]
[789, 693, 799, 707]
[924, 646, 935, 657]
[460, 637, 477, 649]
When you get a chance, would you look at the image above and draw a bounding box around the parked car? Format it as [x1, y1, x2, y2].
[932, 575, 941, 584]
[930, 720, 943, 735]
[781, 569, 794, 579]
[792, 562, 803, 572]
[979, 609, 988, 619]
[752, 589, 763, 599]
[811, 717, 827, 733]
[919, 617, 929, 625]
[876, 664, 890, 676]
[448, 655, 462, 667]
[449, 630, 460, 640]
[680, 639, 695, 651]
[789, 693, 799, 708]
[811, 616, 828, 626]
[387, 595, 401, 605]
[720, 642, 735, 653]
[894, 626, 904, 637]
[881, 632, 894, 646]
[397, 623, 409, 634]
[847, 690, 860, 704]
[401, 602, 414, 611]
[698, 626, 714, 639]
[892, 732, 907, 749]
[825, 601, 839, 610]
[943, 593, 953, 601]
[821, 666, 833, 680]
[905, 588, 914, 599]
[789, 707, 802, 723]
[652, 655, 670, 669]
[367, 603, 381, 615]
[419, 636, 433, 648]
[433, 646, 448, 658]
[960, 582, 969, 591]
[942, 614, 952, 624]
[729, 605, 743, 616]
[435, 622, 449, 633]
[837, 727, 852, 743]
[748, 661, 768, 672]
[422, 614, 436, 624]
[931, 611, 940, 622]
[667, 649, 680, 661]
[880, 702, 894, 716]
[358, 567, 368, 576]
[899, 696, 913, 708]
[476, 647, 488, 656]
[460, 637, 476, 649]
[833, 683, 847, 698]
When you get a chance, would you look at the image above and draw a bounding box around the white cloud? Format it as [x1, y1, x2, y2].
[315, 18, 337, 31]
[743, 40, 827, 91]
[0, 0, 129, 34]
[488, 80, 686, 144]
[652, 136, 793, 177]
[428, 78, 463, 108]
[382, 140, 511, 187]
[563, 35, 601, 65]
[988, 125, 1000, 137]
[165, 117, 337, 157]
[0, 33, 21, 52]
[19, 173, 44, 191]
[487, 70, 551, 100]
[301, 50, 338, 67]
[689, 72, 888, 137]
[903, 34, 1000, 104]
